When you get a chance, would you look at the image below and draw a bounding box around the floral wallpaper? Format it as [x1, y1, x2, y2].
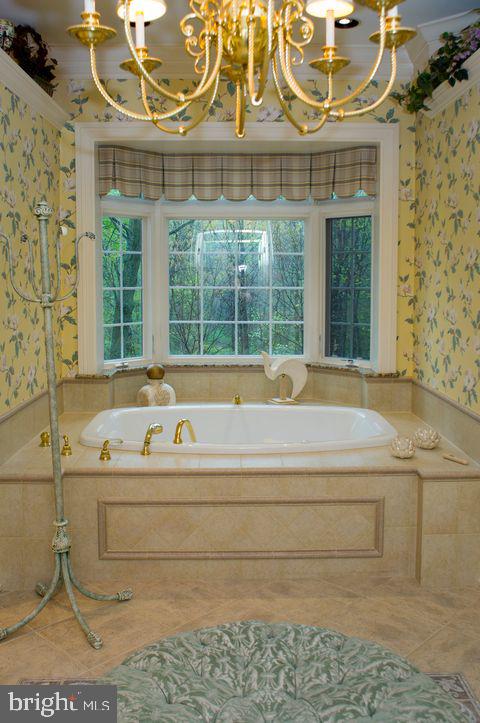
[0, 81, 60, 413]
[53, 76, 416, 381]
[415, 84, 480, 412]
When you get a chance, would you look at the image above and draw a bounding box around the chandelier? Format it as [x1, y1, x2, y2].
[68, 0, 416, 138]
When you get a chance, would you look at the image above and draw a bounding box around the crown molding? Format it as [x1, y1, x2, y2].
[407, 10, 480, 75]
[51, 43, 413, 82]
[421, 49, 480, 118]
[0, 48, 68, 131]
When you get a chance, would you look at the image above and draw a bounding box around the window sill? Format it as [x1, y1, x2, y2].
[90, 359, 400, 380]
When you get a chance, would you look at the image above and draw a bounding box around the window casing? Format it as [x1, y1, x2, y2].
[100, 197, 375, 369]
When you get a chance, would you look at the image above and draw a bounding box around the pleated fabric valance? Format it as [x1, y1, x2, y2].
[98, 144, 377, 202]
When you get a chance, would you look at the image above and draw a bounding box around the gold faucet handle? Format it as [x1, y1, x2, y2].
[233, 394, 243, 405]
[39, 431, 51, 448]
[100, 440, 111, 461]
[61, 435, 73, 457]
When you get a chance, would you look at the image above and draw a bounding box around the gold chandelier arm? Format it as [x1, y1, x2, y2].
[123, 2, 224, 104]
[236, 80, 246, 139]
[277, 26, 324, 109]
[277, 5, 387, 112]
[247, 13, 268, 107]
[139, 82, 193, 121]
[140, 73, 220, 135]
[337, 47, 397, 118]
[90, 46, 153, 120]
[272, 54, 329, 135]
[329, 8, 387, 109]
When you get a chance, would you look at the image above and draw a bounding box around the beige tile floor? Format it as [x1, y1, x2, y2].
[1, 575, 480, 698]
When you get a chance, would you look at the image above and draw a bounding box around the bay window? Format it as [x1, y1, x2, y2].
[100, 198, 375, 368]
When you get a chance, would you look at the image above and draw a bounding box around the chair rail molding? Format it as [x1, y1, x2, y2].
[75, 120, 399, 375]
[0, 49, 68, 131]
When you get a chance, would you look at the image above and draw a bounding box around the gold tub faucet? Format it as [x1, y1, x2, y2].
[233, 394, 243, 405]
[141, 423, 163, 456]
[173, 419, 197, 445]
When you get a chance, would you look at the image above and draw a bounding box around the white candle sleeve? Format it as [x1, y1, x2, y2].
[387, 5, 398, 16]
[135, 12, 145, 48]
[84, 0, 95, 13]
[326, 9, 335, 47]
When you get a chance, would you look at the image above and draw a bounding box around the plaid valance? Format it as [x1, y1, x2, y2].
[98, 144, 377, 202]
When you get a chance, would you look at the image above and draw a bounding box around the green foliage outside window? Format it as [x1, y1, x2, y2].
[168, 218, 305, 357]
[326, 216, 372, 361]
[102, 216, 143, 362]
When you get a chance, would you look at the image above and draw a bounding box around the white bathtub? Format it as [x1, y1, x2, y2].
[79, 404, 397, 455]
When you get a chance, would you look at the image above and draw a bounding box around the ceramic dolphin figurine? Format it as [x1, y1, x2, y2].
[261, 351, 308, 401]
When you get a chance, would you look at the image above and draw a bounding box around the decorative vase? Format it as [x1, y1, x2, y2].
[137, 364, 176, 406]
[413, 426, 440, 450]
[0, 19, 15, 52]
[390, 436, 415, 459]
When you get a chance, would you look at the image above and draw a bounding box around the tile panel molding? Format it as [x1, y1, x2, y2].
[0, 48, 68, 131]
[97, 497, 385, 560]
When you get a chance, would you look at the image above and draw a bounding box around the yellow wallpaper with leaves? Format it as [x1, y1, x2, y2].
[0, 82, 61, 413]
[53, 76, 416, 380]
[415, 84, 480, 413]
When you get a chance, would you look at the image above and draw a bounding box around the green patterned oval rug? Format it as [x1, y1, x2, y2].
[100, 620, 466, 722]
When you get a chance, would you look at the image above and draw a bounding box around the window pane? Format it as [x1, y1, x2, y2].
[353, 252, 371, 286]
[271, 220, 304, 253]
[103, 253, 121, 288]
[122, 217, 142, 252]
[203, 324, 235, 355]
[169, 254, 199, 286]
[273, 289, 303, 322]
[272, 255, 304, 287]
[103, 290, 120, 325]
[326, 216, 372, 361]
[102, 215, 144, 363]
[330, 289, 351, 324]
[123, 324, 143, 358]
[354, 290, 371, 324]
[238, 324, 269, 355]
[203, 253, 235, 287]
[169, 288, 200, 321]
[329, 324, 352, 358]
[123, 289, 142, 324]
[331, 254, 352, 288]
[104, 326, 121, 361]
[238, 290, 269, 322]
[168, 219, 305, 357]
[203, 290, 235, 321]
[169, 219, 196, 252]
[170, 323, 201, 355]
[272, 324, 303, 355]
[123, 253, 142, 287]
[102, 217, 121, 253]
[238, 253, 269, 287]
[354, 325, 370, 359]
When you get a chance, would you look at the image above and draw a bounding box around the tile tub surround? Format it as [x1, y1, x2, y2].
[6, 365, 480, 466]
[62, 365, 413, 412]
[0, 385, 64, 466]
[0, 411, 478, 592]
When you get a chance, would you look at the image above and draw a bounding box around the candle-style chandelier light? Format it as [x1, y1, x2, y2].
[68, 0, 416, 138]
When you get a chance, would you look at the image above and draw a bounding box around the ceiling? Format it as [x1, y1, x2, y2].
[0, 0, 475, 49]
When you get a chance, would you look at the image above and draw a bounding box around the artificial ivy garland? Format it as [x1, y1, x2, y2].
[392, 21, 480, 113]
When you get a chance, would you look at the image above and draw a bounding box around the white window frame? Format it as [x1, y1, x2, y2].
[156, 200, 314, 365]
[318, 199, 376, 369]
[76, 121, 399, 373]
[100, 197, 154, 370]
